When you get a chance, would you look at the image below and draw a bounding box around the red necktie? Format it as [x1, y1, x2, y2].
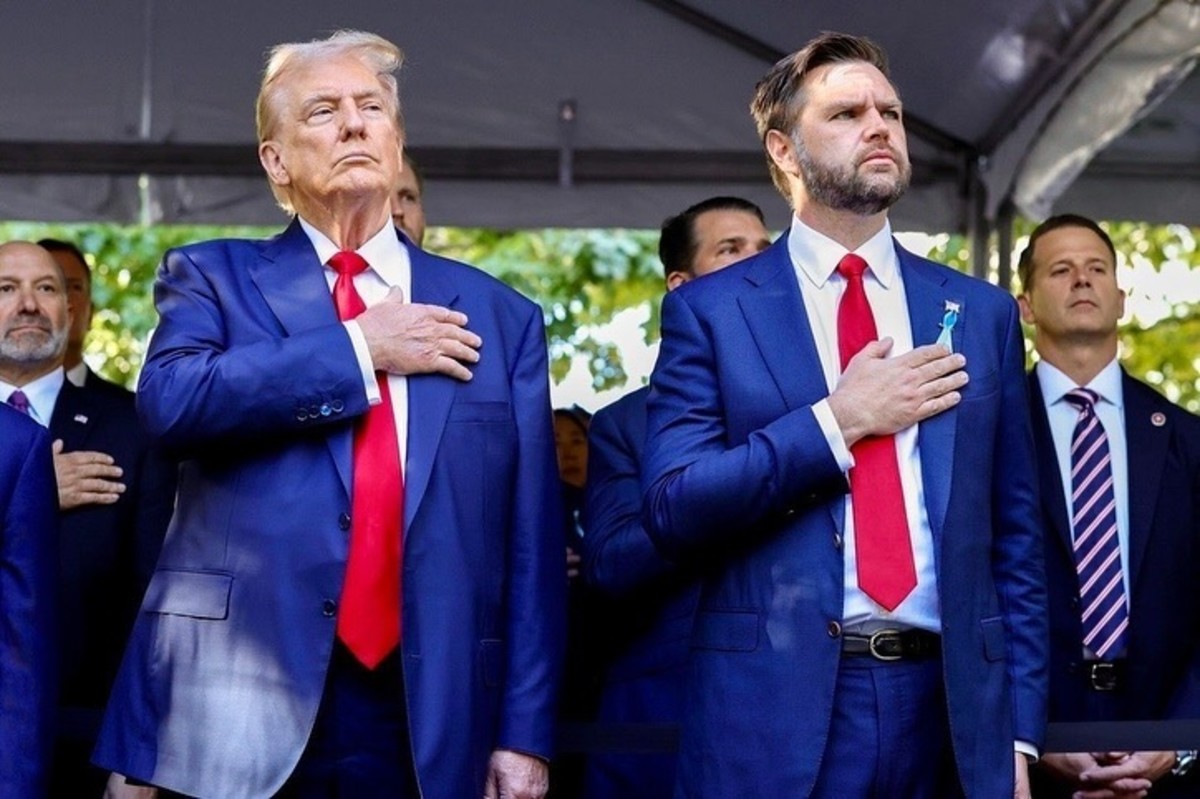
[836, 253, 917, 611]
[329, 250, 403, 668]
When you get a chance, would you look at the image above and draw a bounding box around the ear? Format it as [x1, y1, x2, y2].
[764, 129, 800, 177]
[1118, 288, 1127, 320]
[1017, 292, 1035, 325]
[258, 141, 290, 188]
[666, 271, 690, 291]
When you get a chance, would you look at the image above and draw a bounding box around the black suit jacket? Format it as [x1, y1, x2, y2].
[1029, 368, 1200, 724]
[49, 380, 175, 731]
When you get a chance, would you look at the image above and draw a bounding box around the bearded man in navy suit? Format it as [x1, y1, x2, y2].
[642, 32, 1047, 798]
[95, 30, 564, 799]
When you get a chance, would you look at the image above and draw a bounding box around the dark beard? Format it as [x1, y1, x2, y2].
[795, 137, 911, 215]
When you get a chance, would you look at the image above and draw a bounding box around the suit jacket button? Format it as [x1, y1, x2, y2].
[295, 409, 308, 421]
[322, 599, 337, 617]
[827, 621, 841, 638]
[338, 513, 351, 531]
[833, 533, 843, 550]
[319, 403, 332, 417]
[309, 405, 320, 418]
[331, 400, 345, 413]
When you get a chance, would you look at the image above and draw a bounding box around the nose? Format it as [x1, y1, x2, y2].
[864, 108, 890, 140]
[341, 103, 366, 138]
[17, 286, 40, 313]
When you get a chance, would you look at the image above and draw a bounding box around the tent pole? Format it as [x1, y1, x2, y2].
[996, 200, 1016, 293]
[968, 159, 992, 280]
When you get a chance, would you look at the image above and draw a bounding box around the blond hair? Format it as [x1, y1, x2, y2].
[256, 30, 404, 211]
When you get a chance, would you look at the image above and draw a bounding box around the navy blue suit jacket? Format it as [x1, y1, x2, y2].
[94, 222, 565, 799]
[581, 386, 697, 798]
[1030, 370, 1200, 722]
[0, 405, 58, 798]
[50, 381, 175, 734]
[642, 235, 1048, 798]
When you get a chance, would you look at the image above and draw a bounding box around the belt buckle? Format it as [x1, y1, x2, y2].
[1089, 662, 1119, 692]
[868, 629, 904, 661]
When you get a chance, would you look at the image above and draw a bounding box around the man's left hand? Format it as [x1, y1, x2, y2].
[483, 749, 549, 799]
[1014, 752, 1031, 799]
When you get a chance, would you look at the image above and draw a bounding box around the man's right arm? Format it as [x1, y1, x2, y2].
[581, 397, 670, 596]
[137, 247, 372, 452]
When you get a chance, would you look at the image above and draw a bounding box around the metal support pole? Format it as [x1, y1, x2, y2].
[996, 200, 1016, 292]
[558, 100, 577, 188]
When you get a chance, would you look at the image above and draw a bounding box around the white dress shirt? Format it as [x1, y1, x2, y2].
[299, 217, 410, 474]
[786, 215, 939, 633]
[1034, 358, 1131, 623]
[0, 368, 64, 428]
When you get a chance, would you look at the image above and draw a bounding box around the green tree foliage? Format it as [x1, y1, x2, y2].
[927, 220, 1200, 412]
[2, 220, 1197, 408]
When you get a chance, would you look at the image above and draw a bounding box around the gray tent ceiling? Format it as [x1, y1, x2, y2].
[0, 0, 1196, 232]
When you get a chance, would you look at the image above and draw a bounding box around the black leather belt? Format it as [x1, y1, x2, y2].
[841, 629, 941, 661]
[1084, 660, 1126, 692]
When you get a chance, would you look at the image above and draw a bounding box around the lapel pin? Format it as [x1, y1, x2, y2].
[1151, 412, 1166, 427]
[74, 414, 89, 424]
[936, 301, 960, 351]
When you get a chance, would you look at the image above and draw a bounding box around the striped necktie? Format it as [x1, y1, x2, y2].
[1064, 388, 1127, 660]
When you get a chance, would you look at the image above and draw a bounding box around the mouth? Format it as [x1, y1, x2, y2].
[337, 152, 376, 165]
[859, 150, 896, 166]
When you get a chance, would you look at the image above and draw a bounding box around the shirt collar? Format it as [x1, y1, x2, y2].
[1036, 357, 1124, 410]
[787, 214, 897, 289]
[0, 367, 65, 427]
[297, 216, 408, 287]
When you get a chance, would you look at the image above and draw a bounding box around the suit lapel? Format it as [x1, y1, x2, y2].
[1027, 372, 1074, 554]
[737, 236, 844, 530]
[900, 246, 959, 543]
[49, 381, 94, 451]
[403, 240, 460, 532]
[1123, 371, 1168, 593]
[250, 219, 353, 495]
[738, 236, 827, 415]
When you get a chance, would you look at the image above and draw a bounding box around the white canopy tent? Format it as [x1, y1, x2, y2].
[0, 0, 1196, 272]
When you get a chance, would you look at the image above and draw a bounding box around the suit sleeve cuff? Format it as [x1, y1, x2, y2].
[1015, 740, 1038, 762]
[343, 320, 381, 406]
[813, 398, 853, 472]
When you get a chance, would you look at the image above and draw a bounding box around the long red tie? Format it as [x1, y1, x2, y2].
[329, 250, 403, 668]
[836, 253, 917, 611]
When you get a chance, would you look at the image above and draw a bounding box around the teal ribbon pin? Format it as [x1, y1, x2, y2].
[936, 301, 960, 351]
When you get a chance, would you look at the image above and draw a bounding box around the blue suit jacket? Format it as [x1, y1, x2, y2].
[1030, 370, 1200, 723]
[0, 405, 58, 798]
[94, 222, 565, 799]
[581, 386, 698, 799]
[642, 235, 1048, 798]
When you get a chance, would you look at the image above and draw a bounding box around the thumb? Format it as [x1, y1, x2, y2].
[52, 439, 65, 455]
[385, 285, 406, 303]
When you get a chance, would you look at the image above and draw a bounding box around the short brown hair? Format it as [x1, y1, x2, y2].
[1017, 214, 1117, 292]
[750, 32, 890, 198]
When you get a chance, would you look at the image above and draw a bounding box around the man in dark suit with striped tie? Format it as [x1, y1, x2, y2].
[1019, 214, 1200, 796]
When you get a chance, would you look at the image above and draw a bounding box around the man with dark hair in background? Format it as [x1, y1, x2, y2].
[642, 32, 1046, 797]
[1018, 214, 1200, 797]
[581, 196, 769, 799]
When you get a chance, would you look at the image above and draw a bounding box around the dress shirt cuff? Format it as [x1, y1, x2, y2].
[813, 398, 853, 472]
[1015, 740, 1038, 762]
[343, 321, 382, 406]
